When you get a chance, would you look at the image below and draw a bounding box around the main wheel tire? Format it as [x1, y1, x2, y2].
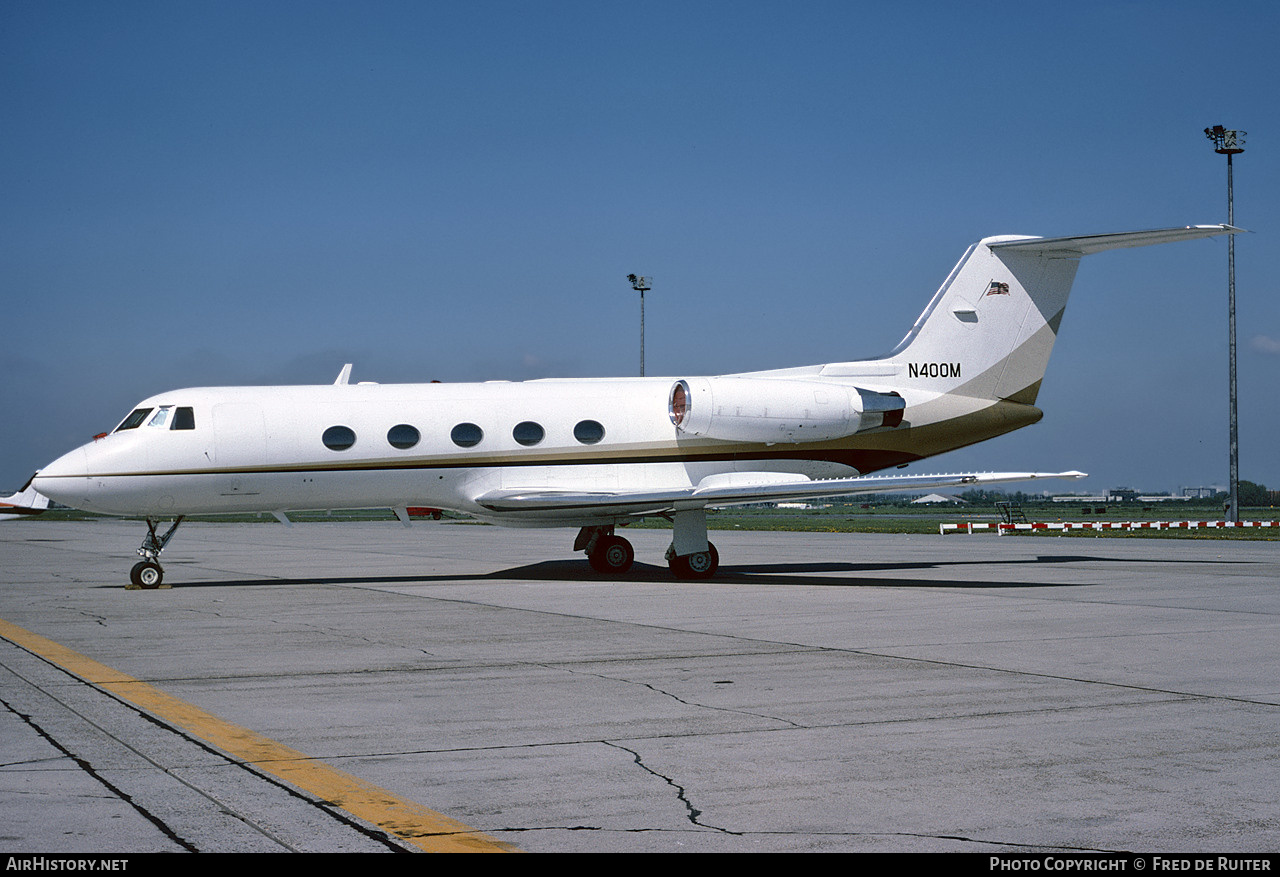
[589, 535, 634, 574]
[130, 561, 164, 589]
[668, 542, 718, 580]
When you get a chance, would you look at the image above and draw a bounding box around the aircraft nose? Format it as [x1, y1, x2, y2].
[38, 446, 89, 479]
[32, 447, 89, 504]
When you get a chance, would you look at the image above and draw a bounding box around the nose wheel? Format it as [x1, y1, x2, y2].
[129, 561, 164, 589]
[128, 517, 184, 589]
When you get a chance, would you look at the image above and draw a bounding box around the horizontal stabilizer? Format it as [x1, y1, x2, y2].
[989, 225, 1240, 256]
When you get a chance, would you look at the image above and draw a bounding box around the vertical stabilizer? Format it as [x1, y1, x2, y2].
[882, 225, 1237, 404]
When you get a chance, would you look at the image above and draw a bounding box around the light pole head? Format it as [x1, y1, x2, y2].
[627, 274, 651, 293]
[1205, 125, 1245, 155]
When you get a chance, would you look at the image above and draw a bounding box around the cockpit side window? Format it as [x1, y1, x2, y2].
[116, 408, 153, 431]
[172, 407, 196, 430]
[147, 406, 173, 428]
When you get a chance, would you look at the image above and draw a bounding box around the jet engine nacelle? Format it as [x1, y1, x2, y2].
[668, 377, 904, 444]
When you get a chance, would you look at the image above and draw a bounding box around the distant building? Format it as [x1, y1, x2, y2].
[910, 493, 966, 504]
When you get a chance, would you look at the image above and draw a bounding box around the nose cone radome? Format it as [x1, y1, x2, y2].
[37, 445, 90, 479]
[32, 446, 90, 508]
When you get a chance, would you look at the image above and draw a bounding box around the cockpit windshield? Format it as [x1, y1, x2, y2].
[116, 408, 153, 431]
[114, 406, 196, 433]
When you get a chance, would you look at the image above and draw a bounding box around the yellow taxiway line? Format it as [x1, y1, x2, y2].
[0, 617, 515, 853]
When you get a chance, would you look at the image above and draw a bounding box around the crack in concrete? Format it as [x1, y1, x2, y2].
[605, 742, 740, 835]
[483, 824, 1130, 851]
[2, 641, 412, 853]
[542, 661, 806, 729]
[0, 693, 199, 852]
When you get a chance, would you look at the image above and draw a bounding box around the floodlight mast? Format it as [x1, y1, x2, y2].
[627, 274, 651, 376]
[1204, 125, 1245, 521]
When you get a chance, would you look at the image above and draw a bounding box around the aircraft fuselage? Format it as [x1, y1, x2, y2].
[35, 374, 1008, 524]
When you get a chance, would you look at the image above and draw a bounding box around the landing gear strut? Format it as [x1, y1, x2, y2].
[665, 509, 719, 579]
[129, 517, 184, 589]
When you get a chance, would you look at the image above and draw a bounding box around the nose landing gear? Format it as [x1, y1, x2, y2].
[129, 560, 164, 588]
[128, 517, 184, 589]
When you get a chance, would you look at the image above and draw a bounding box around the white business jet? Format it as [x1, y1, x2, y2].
[31, 225, 1235, 587]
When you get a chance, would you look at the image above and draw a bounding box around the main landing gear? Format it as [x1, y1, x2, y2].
[665, 542, 719, 579]
[576, 510, 720, 580]
[664, 509, 718, 579]
[129, 517, 184, 589]
[576, 525, 635, 574]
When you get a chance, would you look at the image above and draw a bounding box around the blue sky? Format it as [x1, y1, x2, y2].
[3, 1, 1277, 496]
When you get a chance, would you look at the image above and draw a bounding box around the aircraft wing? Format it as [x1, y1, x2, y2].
[474, 470, 1086, 517]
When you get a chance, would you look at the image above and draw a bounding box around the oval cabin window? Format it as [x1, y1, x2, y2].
[573, 420, 605, 444]
[450, 423, 484, 448]
[512, 421, 545, 446]
[387, 424, 420, 449]
[322, 426, 357, 451]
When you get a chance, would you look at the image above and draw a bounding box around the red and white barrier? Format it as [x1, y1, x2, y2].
[940, 520, 1280, 534]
